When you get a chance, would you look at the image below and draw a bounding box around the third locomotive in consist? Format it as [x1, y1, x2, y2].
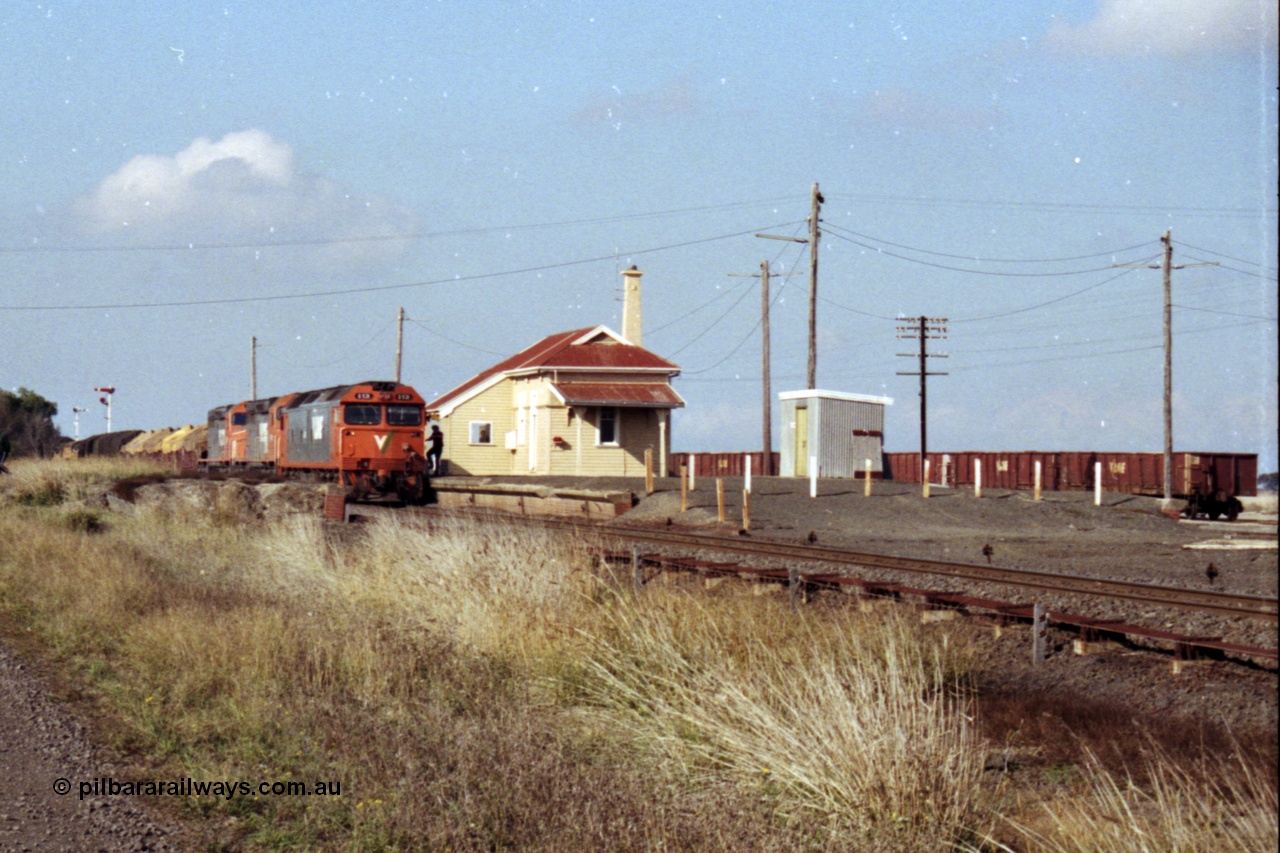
[204, 380, 428, 503]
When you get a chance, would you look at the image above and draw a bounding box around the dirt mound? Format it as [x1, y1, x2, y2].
[127, 479, 325, 522]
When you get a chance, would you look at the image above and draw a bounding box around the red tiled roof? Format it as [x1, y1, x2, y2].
[549, 382, 685, 408]
[426, 326, 680, 412]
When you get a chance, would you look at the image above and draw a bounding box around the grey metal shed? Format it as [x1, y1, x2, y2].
[779, 389, 893, 478]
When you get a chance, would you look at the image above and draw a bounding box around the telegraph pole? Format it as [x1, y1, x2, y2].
[730, 262, 801, 476]
[806, 182, 823, 389]
[395, 307, 405, 384]
[896, 317, 948, 474]
[1114, 232, 1216, 504]
[761, 261, 772, 475]
[756, 181, 822, 389]
[250, 335, 258, 400]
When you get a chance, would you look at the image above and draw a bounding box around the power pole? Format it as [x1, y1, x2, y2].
[250, 335, 258, 400]
[807, 182, 823, 389]
[1114, 232, 1216, 504]
[896, 317, 948, 475]
[730, 262, 801, 476]
[761, 261, 772, 475]
[395, 307, 405, 384]
[756, 181, 822, 389]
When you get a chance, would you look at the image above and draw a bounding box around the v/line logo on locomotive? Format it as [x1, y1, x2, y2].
[202, 381, 429, 503]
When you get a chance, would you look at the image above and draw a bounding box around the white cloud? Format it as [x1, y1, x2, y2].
[77, 130, 416, 267]
[1045, 0, 1278, 57]
[79, 130, 295, 228]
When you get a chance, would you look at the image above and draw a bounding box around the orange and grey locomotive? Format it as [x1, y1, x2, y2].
[205, 381, 428, 502]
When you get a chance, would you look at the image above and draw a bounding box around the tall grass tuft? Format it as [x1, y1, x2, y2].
[984, 742, 1278, 853]
[0, 456, 173, 507]
[573, 590, 989, 850]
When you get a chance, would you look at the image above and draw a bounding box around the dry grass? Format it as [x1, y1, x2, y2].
[1, 459, 1276, 850]
[0, 456, 173, 506]
[570, 591, 991, 850]
[980, 742, 1278, 853]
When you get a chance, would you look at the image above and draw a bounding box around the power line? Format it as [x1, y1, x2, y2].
[822, 225, 1154, 277]
[949, 265, 1149, 323]
[1181, 254, 1279, 281]
[822, 192, 1277, 219]
[407, 318, 506, 356]
[1177, 241, 1279, 272]
[822, 225, 1157, 264]
[649, 222, 806, 335]
[0, 197, 805, 254]
[1, 222, 803, 312]
[1172, 304, 1278, 321]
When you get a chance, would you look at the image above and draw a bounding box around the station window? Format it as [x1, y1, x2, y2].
[598, 406, 619, 446]
[387, 405, 422, 426]
[469, 421, 493, 445]
[344, 404, 381, 425]
[231, 413, 247, 426]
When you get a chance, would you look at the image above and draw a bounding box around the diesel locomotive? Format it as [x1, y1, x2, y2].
[204, 381, 428, 502]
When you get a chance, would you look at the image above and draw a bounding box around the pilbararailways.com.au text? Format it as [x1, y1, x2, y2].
[62, 777, 341, 801]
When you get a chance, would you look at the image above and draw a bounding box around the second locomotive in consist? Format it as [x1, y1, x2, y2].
[205, 380, 428, 502]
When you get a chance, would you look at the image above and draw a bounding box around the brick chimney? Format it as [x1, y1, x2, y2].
[621, 265, 643, 346]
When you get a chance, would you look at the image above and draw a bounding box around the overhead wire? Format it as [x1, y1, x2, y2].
[1, 221, 805, 311]
[407, 317, 506, 356]
[822, 225, 1157, 264]
[822, 224, 1154, 277]
[1181, 254, 1279, 281]
[0, 196, 805, 254]
[669, 221, 808, 364]
[822, 192, 1275, 219]
[1177, 241, 1279, 272]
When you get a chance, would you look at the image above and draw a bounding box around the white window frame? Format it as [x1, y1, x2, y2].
[469, 421, 493, 445]
[597, 406, 620, 447]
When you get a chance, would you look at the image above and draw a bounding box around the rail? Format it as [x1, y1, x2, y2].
[360, 506, 1278, 624]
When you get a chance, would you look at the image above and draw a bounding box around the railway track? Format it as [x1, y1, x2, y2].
[360, 505, 1279, 624]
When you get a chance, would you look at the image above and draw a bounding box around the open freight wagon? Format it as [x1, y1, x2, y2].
[884, 451, 1256, 516]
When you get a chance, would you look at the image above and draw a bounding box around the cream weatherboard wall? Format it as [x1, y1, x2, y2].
[438, 373, 671, 476]
[436, 381, 517, 476]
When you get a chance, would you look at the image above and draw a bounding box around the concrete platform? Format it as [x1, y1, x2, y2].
[431, 476, 635, 519]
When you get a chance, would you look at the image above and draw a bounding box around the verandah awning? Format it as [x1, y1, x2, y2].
[549, 382, 685, 408]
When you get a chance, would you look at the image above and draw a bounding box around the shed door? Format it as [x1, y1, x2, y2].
[794, 406, 809, 477]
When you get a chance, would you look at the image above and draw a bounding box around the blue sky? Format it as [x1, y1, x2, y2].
[2, 1, 1277, 468]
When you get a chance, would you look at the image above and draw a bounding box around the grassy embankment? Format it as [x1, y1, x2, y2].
[0, 457, 1274, 851]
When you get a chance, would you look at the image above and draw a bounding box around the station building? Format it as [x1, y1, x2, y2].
[425, 268, 685, 476]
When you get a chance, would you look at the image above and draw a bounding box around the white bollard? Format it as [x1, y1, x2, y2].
[1094, 461, 1102, 506]
[809, 456, 818, 498]
[974, 458, 983, 498]
[923, 459, 931, 498]
[1034, 460, 1042, 501]
[744, 455, 752, 494]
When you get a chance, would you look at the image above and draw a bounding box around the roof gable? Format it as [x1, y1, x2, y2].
[427, 326, 679, 414]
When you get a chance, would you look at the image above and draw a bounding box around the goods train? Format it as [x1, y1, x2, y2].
[203, 380, 428, 503]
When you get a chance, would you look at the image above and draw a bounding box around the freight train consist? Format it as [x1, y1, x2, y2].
[203, 381, 428, 502]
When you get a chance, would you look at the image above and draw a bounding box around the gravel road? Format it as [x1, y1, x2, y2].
[0, 641, 179, 852]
